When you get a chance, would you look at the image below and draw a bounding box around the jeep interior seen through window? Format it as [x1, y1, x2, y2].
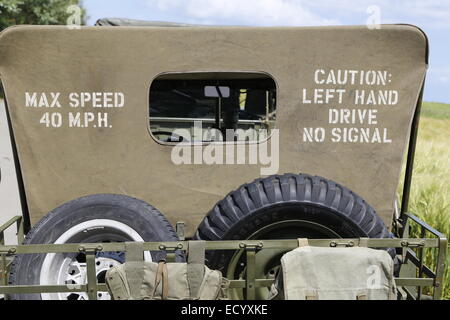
[149, 72, 276, 143]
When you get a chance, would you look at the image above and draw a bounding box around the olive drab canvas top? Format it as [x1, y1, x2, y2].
[0, 25, 427, 234]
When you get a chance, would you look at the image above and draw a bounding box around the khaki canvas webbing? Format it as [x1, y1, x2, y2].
[124, 242, 145, 299]
[357, 293, 367, 300]
[122, 241, 208, 300]
[297, 238, 309, 247]
[187, 240, 206, 299]
[358, 238, 369, 247]
[153, 261, 169, 299]
[126, 241, 144, 262]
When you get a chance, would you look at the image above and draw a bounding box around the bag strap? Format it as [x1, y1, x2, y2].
[357, 293, 367, 300]
[126, 241, 144, 262]
[187, 240, 206, 299]
[358, 237, 369, 247]
[124, 242, 145, 299]
[153, 261, 169, 300]
[297, 238, 309, 247]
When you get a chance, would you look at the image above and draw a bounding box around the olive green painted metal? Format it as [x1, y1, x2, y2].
[245, 245, 258, 300]
[0, 255, 7, 287]
[0, 213, 446, 300]
[0, 215, 24, 244]
[0, 216, 23, 288]
[400, 213, 447, 300]
[0, 238, 443, 254]
[85, 252, 98, 300]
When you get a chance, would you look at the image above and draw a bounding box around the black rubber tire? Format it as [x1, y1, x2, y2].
[194, 173, 396, 273]
[8, 194, 182, 300]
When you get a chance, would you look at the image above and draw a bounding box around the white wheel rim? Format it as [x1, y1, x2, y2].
[40, 219, 151, 300]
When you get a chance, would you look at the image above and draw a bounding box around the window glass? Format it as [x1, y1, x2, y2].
[149, 72, 276, 143]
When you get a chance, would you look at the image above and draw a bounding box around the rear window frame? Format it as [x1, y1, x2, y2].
[147, 70, 279, 146]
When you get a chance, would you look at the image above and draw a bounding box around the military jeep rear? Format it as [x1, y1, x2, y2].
[0, 21, 446, 300]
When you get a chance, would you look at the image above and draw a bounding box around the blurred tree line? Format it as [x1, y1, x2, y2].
[0, 0, 87, 98]
[0, 0, 86, 31]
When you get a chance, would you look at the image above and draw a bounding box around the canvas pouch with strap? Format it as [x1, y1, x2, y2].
[105, 241, 229, 300]
[268, 238, 397, 300]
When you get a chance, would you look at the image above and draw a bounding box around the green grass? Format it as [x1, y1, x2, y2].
[421, 102, 450, 120]
[398, 101, 450, 299]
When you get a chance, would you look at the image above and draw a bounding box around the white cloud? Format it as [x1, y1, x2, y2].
[151, 0, 340, 26]
[300, 0, 450, 29]
[146, 0, 450, 29]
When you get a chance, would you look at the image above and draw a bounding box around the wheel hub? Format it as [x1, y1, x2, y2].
[61, 254, 122, 300]
[39, 219, 151, 300]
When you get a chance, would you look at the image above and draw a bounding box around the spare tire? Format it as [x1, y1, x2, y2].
[8, 194, 182, 300]
[194, 173, 396, 297]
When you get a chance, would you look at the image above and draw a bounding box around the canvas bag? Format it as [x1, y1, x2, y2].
[269, 239, 397, 300]
[105, 241, 229, 300]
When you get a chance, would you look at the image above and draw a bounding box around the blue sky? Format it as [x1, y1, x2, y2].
[83, 0, 450, 103]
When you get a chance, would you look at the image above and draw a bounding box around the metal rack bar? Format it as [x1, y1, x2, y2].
[0, 213, 446, 300]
